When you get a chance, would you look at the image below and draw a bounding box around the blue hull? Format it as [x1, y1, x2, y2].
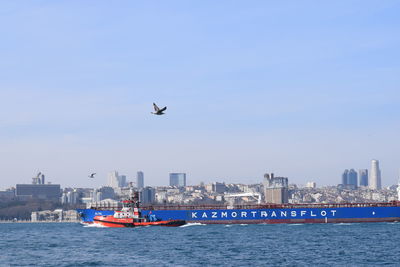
[77, 206, 400, 224]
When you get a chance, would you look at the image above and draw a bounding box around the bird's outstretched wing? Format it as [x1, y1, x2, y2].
[159, 106, 167, 112]
[89, 173, 96, 178]
[153, 103, 160, 112]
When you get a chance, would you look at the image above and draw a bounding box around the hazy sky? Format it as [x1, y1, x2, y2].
[0, 1, 399, 189]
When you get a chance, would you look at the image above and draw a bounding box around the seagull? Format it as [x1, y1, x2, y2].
[151, 103, 167, 115]
[88, 173, 96, 178]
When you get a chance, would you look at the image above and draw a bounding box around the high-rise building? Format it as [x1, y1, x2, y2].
[119, 175, 127, 188]
[340, 169, 358, 189]
[169, 173, 186, 187]
[263, 173, 288, 204]
[66, 190, 78, 205]
[347, 169, 358, 189]
[342, 169, 349, 185]
[359, 169, 368, 187]
[107, 171, 127, 188]
[136, 171, 144, 189]
[108, 171, 119, 188]
[370, 159, 382, 190]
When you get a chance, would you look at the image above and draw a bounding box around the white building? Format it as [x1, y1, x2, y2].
[107, 171, 127, 188]
[108, 171, 120, 188]
[369, 159, 382, 190]
[306, 182, 316, 189]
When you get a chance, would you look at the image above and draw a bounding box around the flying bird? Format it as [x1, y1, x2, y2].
[88, 173, 96, 178]
[151, 103, 167, 115]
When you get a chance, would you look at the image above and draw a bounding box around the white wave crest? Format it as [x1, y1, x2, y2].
[83, 223, 108, 228]
[180, 223, 206, 228]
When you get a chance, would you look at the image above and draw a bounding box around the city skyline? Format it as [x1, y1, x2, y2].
[0, 1, 399, 188]
[2, 158, 399, 190]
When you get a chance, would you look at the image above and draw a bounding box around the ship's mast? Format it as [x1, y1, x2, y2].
[397, 170, 400, 201]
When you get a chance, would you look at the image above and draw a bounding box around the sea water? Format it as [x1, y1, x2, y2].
[1, 222, 400, 266]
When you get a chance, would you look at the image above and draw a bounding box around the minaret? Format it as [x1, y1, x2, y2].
[369, 159, 382, 190]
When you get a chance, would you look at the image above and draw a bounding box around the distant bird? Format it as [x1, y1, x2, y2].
[88, 173, 96, 178]
[151, 103, 167, 115]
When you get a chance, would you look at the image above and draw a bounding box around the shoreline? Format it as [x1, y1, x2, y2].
[0, 220, 80, 224]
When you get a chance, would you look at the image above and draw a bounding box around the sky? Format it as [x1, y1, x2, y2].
[0, 1, 399, 189]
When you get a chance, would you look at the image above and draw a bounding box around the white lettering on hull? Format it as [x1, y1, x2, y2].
[189, 209, 338, 219]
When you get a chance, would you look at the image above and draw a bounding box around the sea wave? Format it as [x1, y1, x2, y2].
[83, 223, 108, 228]
[180, 223, 206, 228]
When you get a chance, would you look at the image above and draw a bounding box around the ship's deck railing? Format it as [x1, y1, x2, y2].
[86, 201, 400, 210]
[141, 201, 400, 210]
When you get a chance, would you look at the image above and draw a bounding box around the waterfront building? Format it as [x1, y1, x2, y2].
[16, 184, 61, 200]
[263, 173, 288, 204]
[67, 190, 79, 204]
[370, 159, 382, 190]
[359, 169, 368, 187]
[169, 173, 186, 187]
[0, 188, 15, 200]
[61, 193, 68, 204]
[136, 171, 144, 189]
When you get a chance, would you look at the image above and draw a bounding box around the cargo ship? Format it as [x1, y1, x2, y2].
[78, 200, 400, 224]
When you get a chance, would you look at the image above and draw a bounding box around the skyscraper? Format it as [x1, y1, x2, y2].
[342, 169, 349, 185]
[341, 169, 357, 189]
[359, 169, 368, 187]
[108, 171, 119, 188]
[136, 171, 144, 189]
[369, 159, 382, 190]
[347, 169, 358, 189]
[119, 175, 127, 188]
[169, 173, 186, 187]
[108, 171, 128, 188]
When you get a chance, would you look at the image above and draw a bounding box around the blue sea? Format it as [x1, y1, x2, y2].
[1, 222, 400, 266]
